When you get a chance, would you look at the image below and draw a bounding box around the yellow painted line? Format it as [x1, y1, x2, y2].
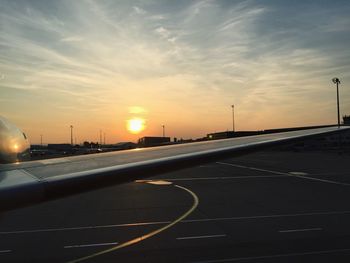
[145, 180, 173, 185]
[67, 184, 199, 263]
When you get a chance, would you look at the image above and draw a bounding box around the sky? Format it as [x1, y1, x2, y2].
[1, 0, 350, 144]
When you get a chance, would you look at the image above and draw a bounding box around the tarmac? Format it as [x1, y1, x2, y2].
[1, 148, 350, 262]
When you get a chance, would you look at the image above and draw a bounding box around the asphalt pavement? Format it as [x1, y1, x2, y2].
[1, 149, 350, 262]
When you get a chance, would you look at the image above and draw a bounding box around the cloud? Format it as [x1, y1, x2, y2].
[128, 106, 148, 114]
[60, 36, 83, 42]
[133, 6, 146, 15]
[155, 26, 171, 39]
[1, 0, 350, 140]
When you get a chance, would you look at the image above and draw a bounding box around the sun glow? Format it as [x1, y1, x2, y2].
[127, 118, 145, 134]
[13, 144, 19, 151]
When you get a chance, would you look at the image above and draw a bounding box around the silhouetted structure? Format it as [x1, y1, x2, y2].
[231, 105, 235, 132]
[207, 131, 261, 140]
[83, 141, 100, 148]
[344, 115, 350, 125]
[48, 144, 72, 151]
[207, 125, 337, 140]
[332, 77, 341, 128]
[111, 142, 137, 150]
[162, 125, 165, 137]
[138, 136, 170, 147]
[70, 125, 73, 146]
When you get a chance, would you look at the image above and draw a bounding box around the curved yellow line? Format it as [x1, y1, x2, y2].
[67, 184, 199, 263]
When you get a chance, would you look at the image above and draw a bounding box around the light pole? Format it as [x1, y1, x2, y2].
[99, 130, 102, 146]
[332, 77, 341, 128]
[40, 134, 43, 146]
[162, 125, 165, 137]
[231, 105, 235, 132]
[70, 125, 73, 146]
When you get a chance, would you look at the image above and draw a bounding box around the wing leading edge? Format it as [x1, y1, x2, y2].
[0, 126, 348, 211]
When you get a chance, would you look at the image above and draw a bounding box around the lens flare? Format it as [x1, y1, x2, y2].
[127, 118, 145, 134]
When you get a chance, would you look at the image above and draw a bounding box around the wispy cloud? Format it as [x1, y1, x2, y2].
[133, 6, 146, 15]
[60, 36, 84, 42]
[128, 106, 148, 114]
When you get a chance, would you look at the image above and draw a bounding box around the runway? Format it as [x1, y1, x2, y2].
[1, 150, 350, 262]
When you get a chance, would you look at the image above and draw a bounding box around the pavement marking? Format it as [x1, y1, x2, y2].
[39, 158, 68, 164]
[292, 174, 350, 186]
[279, 227, 323, 233]
[155, 175, 289, 181]
[0, 221, 170, 235]
[190, 248, 350, 263]
[64, 242, 118, 249]
[217, 162, 350, 186]
[145, 180, 173, 185]
[177, 234, 226, 240]
[182, 210, 350, 223]
[67, 184, 199, 263]
[289, 172, 309, 176]
[216, 162, 287, 175]
[2, 210, 350, 235]
[0, 250, 11, 254]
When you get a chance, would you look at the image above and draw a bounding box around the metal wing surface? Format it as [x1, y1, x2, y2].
[0, 126, 347, 211]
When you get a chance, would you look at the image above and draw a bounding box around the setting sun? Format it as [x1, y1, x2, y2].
[127, 118, 145, 134]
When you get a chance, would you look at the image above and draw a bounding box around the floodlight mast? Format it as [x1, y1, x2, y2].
[332, 77, 341, 128]
[231, 105, 235, 132]
[70, 125, 73, 146]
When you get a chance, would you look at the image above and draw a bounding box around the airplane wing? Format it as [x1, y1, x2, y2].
[0, 126, 348, 211]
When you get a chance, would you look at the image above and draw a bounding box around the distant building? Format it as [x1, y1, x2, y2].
[207, 131, 234, 140]
[47, 144, 72, 152]
[138, 136, 171, 147]
[207, 131, 261, 140]
[111, 142, 137, 150]
[343, 115, 350, 125]
[207, 125, 337, 140]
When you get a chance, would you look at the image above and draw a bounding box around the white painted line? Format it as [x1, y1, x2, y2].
[2, 210, 350, 235]
[0, 250, 11, 254]
[64, 242, 118, 249]
[0, 221, 170, 235]
[190, 248, 350, 263]
[279, 227, 323, 233]
[291, 174, 350, 186]
[217, 162, 350, 186]
[40, 158, 68, 164]
[177, 234, 226, 240]
[182, 210, 350, 223]
[217, 162, 287, 175]
[289, 172, 309, 176]
[157, 175, 288, 181]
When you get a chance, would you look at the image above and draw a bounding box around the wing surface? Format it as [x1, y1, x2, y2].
[0, 126, 348, 211]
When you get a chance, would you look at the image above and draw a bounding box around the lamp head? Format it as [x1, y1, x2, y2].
[332, 77, 340, 84]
